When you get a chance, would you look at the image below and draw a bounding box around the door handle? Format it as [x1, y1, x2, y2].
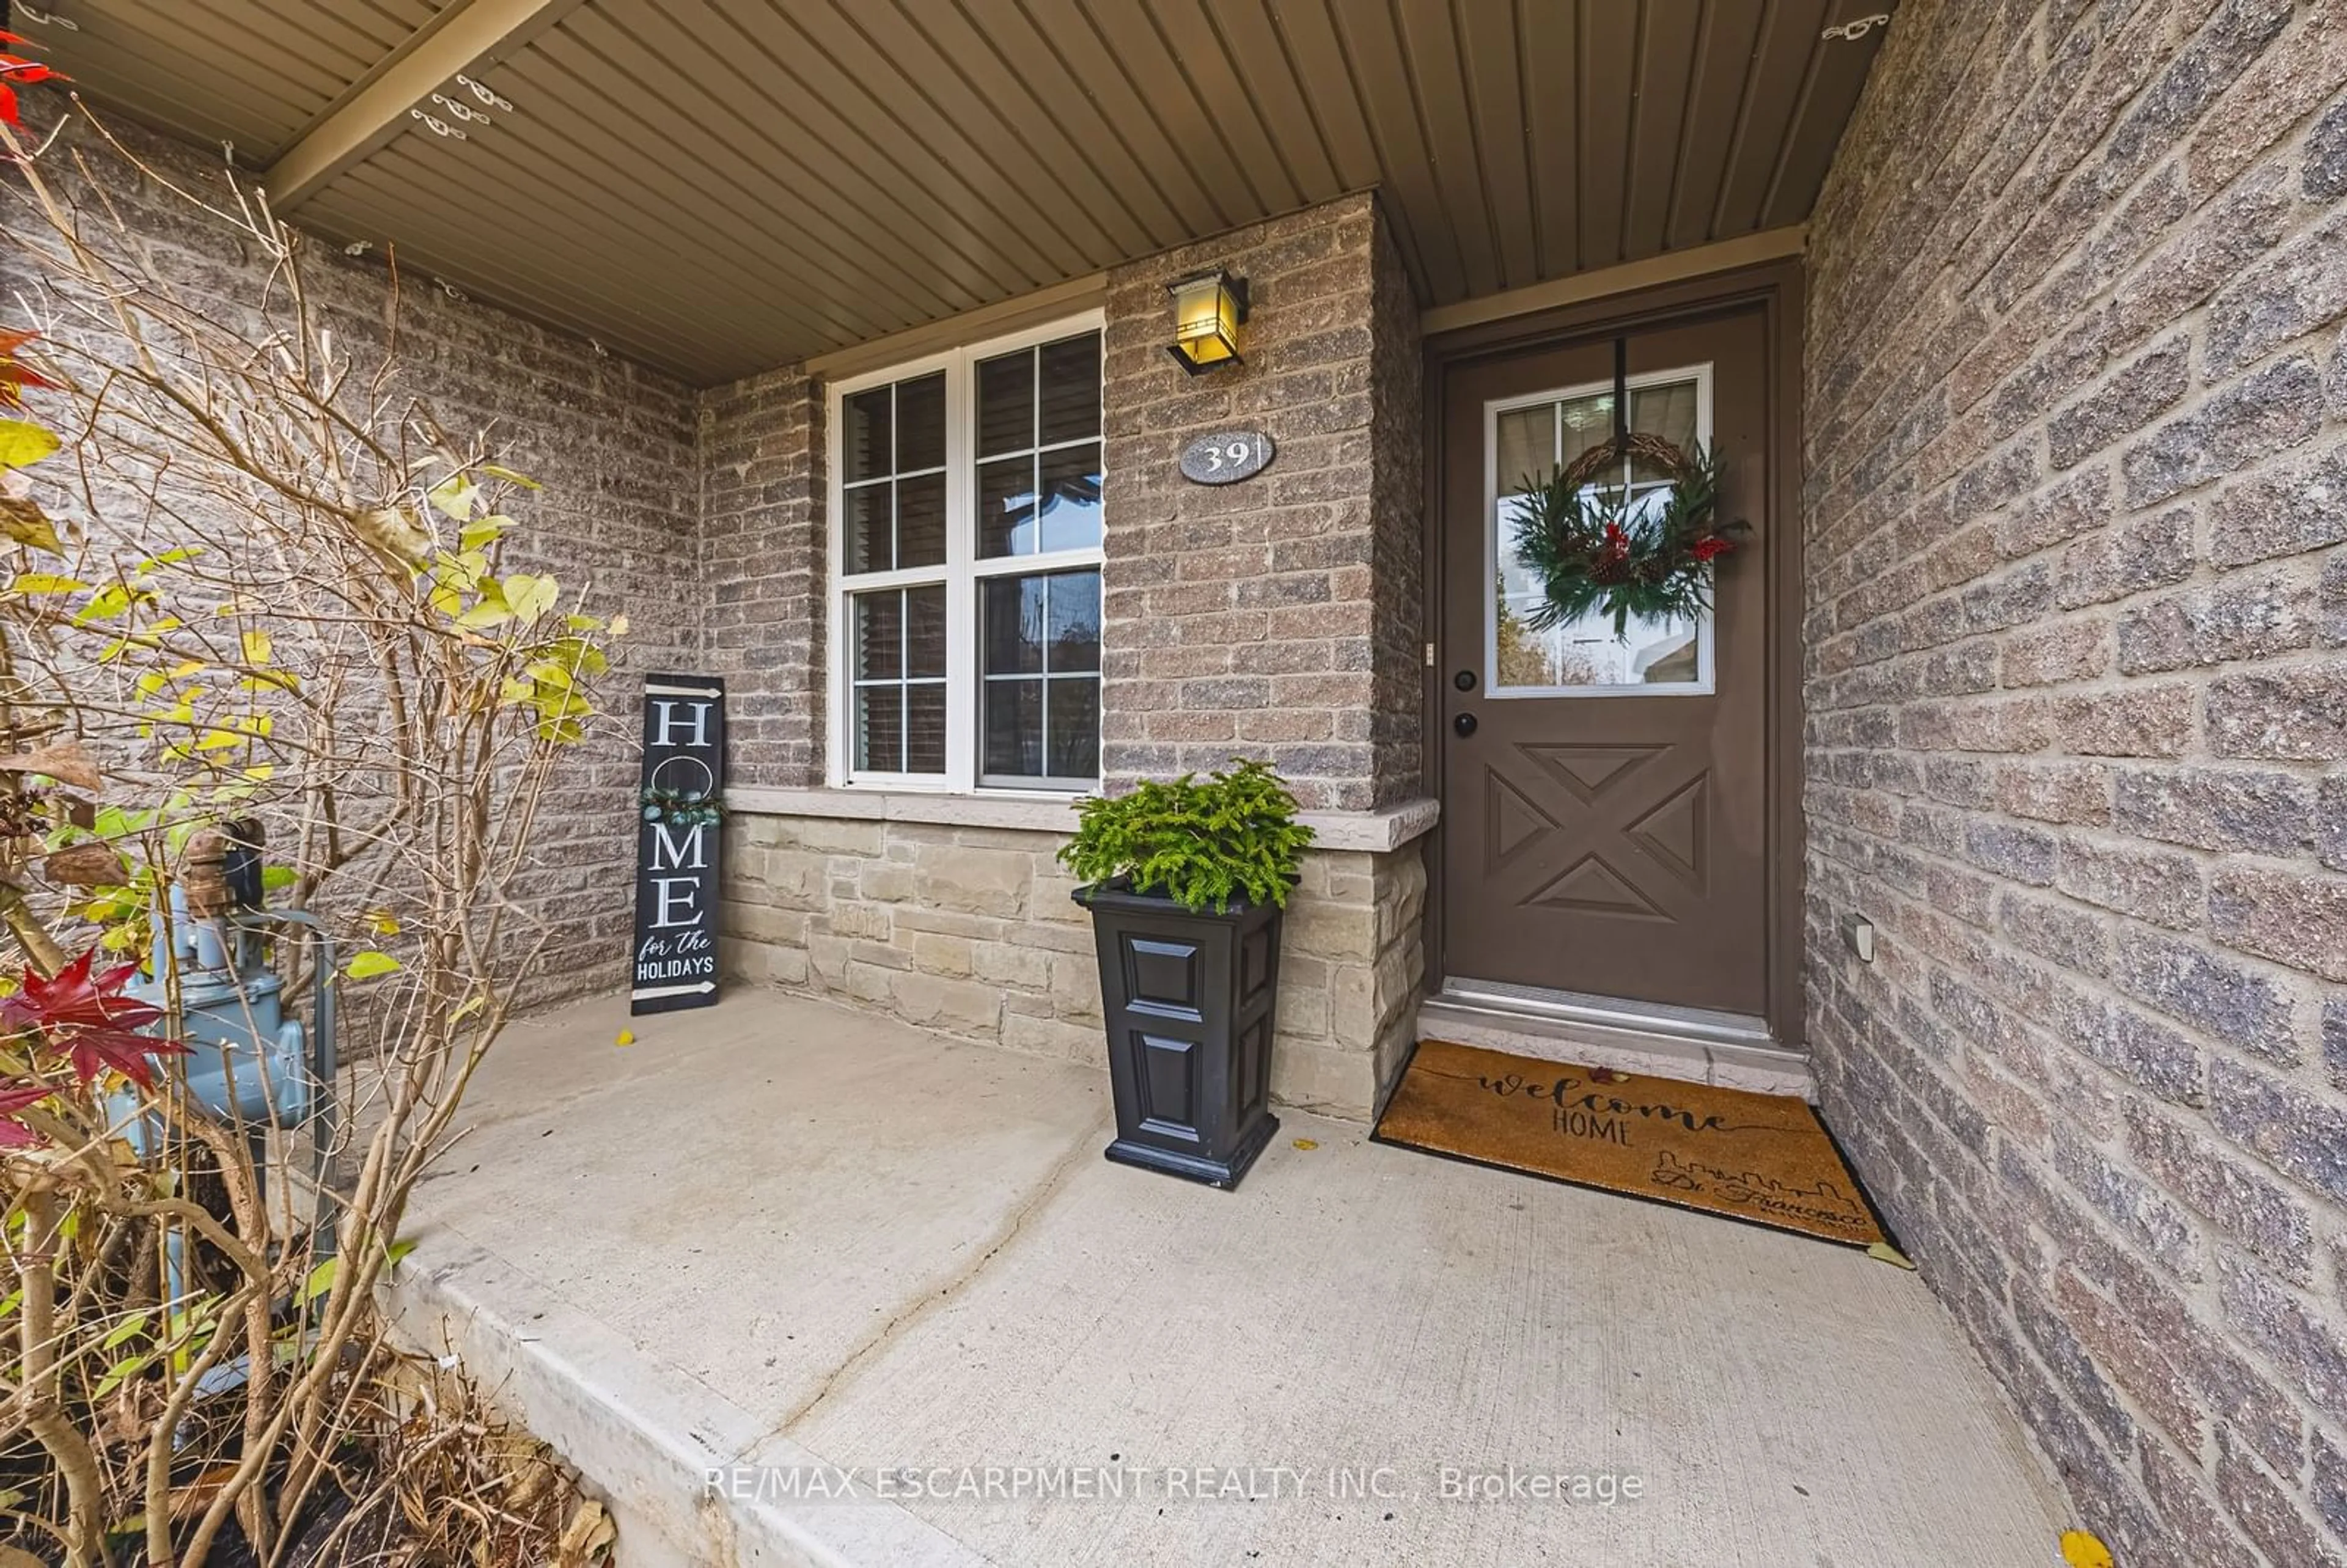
[1453, 712, 1478, 738]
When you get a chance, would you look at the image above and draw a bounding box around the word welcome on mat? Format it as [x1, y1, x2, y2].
[1373, 1039, 1890, 1250]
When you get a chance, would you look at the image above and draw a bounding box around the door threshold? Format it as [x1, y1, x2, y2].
[1419, 980, 1813, 1101]
[1438, 977, 1774, 1047]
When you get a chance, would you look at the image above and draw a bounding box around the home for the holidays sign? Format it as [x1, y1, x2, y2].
[630, 674, 725, 1015]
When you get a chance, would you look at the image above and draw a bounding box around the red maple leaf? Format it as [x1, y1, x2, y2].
[0, 326, 57, 411]
[3, 950, 186, 1088]
[0, 33, 68, 131]
[0, 1080, 55, 1147]
[65, 1028, 188, 1089]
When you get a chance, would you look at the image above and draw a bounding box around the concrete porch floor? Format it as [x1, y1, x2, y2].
[389, 989, 2073, 1567]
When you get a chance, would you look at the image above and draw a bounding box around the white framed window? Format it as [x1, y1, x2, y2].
[827, 312, 1105, 793]
[1485, 362, 1716, 697]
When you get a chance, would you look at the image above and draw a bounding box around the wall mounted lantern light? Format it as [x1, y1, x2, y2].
[1166, 268, 1249, 373]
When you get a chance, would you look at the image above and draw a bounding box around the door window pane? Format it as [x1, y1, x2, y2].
[981, 568, 1101, 783]
[1631, 382, 1700, 482]
[1489, 371, 1713, 695]
[1496, 406, 1555, 496]
[1559, 390, 1612, 472]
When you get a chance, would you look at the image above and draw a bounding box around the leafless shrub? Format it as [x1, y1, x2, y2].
[0, 92, 621, 1567]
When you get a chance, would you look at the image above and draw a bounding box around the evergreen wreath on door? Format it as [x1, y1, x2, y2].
[1507, 340, 1750, 642]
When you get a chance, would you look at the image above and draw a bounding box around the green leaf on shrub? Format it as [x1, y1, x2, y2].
[8, 571, 87, 595]
[427, 474, 480, 521]
[299, 1255, 338, 1305]
[459, 515, 512, 551]
[92, 1350, 152, 1397]
[302, 1237, 419, 1306]
[1059, 758, 1316, 914]
[345, 950, 402, 980]
[501, 572, 557, 625]
[101, 1309, 152, 1350]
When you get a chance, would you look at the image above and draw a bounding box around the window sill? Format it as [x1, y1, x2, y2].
[725, 786, 1442, 852]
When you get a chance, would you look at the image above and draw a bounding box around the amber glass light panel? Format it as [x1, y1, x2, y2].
[1165, 270, 1245, 373]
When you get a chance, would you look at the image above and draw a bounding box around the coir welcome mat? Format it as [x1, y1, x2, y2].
[1373, 1039, 1889, 1250]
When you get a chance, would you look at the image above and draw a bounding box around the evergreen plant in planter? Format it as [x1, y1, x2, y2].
[1060, 761, 1315, 1189]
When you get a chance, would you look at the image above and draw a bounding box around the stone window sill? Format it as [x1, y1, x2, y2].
[724, 786, 1439, 853]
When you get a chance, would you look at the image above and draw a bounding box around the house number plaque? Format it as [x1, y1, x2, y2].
[1180, 430, 1276, 485]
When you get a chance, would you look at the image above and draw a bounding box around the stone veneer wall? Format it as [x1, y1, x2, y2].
[2, 101, 703, 1011]
[722, 815, 1423, 1118]
[1804, 3, 2347, 1563]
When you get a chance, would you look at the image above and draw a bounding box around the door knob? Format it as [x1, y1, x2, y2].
[1453, 712, 1477, 737]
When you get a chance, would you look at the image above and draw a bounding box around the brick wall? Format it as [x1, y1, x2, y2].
[698, 368, 825, 785]
[702, 190, 1431, 810]
[1804, 3, 2347, 1563]
[2, 103, 702, 1009]
[1101, 194, 1425, 813]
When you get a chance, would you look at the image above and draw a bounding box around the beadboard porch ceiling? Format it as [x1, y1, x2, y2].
[17, 0, 1895, 384]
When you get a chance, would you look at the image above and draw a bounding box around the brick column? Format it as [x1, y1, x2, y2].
[699, 368, 825, 786]
[1100, 193, 1423, 812]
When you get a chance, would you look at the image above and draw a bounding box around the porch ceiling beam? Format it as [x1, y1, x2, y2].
[262, 0, 590, 212]
[1420, 227, 1810, 338]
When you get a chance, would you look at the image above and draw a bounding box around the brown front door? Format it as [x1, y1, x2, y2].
[1440, 312, 1774, 1020]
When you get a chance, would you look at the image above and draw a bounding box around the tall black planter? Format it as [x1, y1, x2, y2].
[1073, 879, 1283, 1190]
